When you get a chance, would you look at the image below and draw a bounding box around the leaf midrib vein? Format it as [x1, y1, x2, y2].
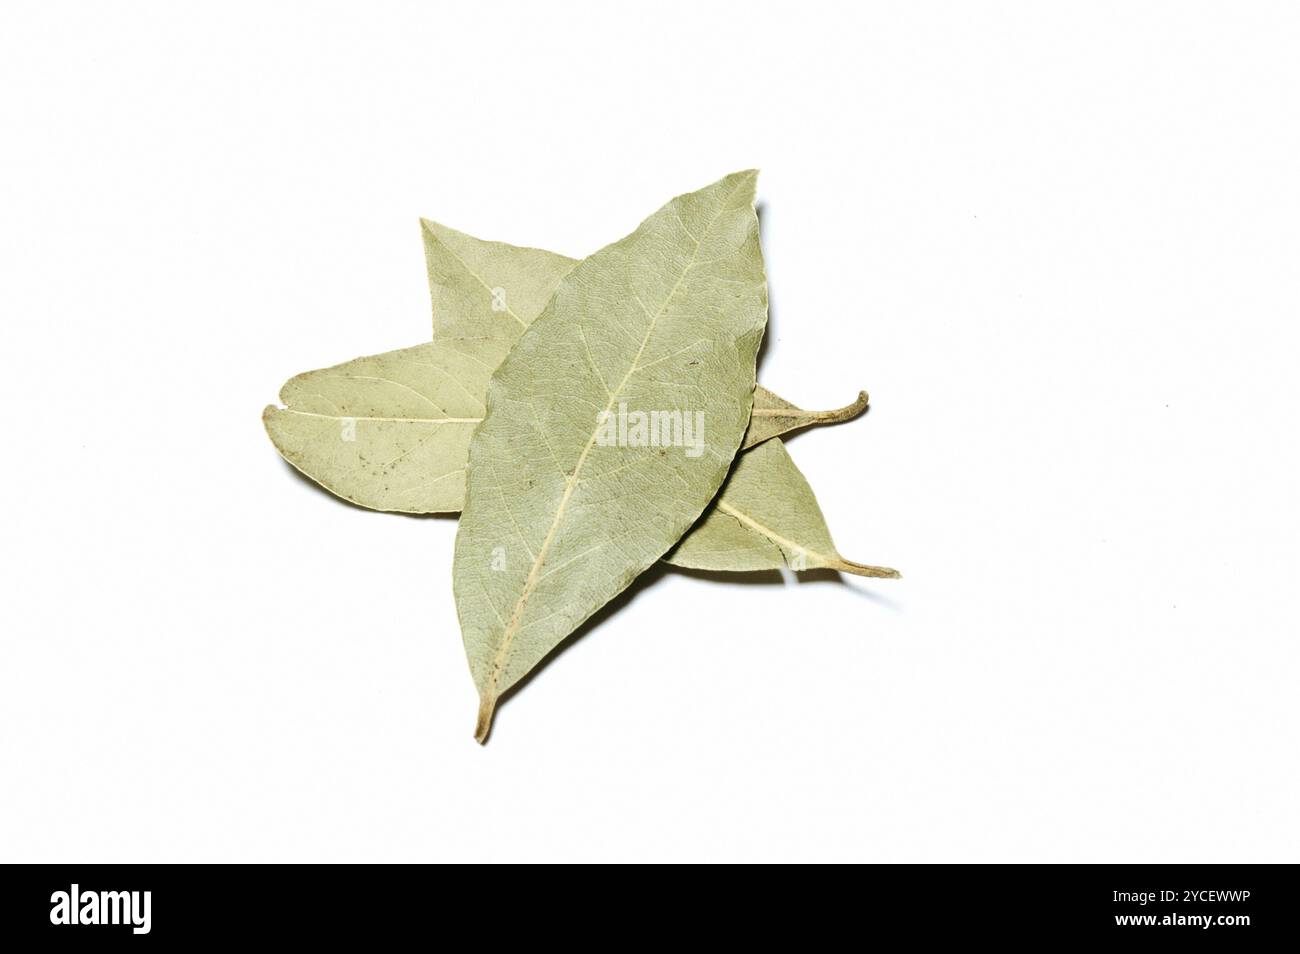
[713, 498, 831, 567]
[424, 223, 529, 330]
[275, 408, 481, 424]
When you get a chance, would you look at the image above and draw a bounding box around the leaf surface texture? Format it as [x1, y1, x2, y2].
[262, 338, 508, 513]
[665, 439, 899, 578]
[453, 171, 768, 739]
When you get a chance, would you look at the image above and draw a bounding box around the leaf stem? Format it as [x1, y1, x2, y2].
[749, 390, 870, 422]
[831, 558, 901, 579]
[474, 695, 497, 744]
[811, 390, 869, 424]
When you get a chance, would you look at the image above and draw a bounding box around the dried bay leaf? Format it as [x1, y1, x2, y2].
[455, 171, 768, 741]
[262, 336, 510, 513]
[665, 438, 899, 578]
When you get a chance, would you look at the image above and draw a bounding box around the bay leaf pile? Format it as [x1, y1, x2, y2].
[264, 171, 899, 743]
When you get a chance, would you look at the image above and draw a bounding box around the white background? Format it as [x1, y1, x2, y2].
[2, 1, 1297, 863]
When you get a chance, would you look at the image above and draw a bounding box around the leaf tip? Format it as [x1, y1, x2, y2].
[473, 694, 497, 744]
[834, 558, 902, 579]
[420, 217, 451, 247]
[823, 390, 870, 424]
[261, 404, 283, 439]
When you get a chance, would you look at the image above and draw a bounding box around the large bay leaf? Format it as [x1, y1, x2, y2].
[262, 337, 509, 513]
[455, 171, 768, 741]
[665, 438, 899, 578]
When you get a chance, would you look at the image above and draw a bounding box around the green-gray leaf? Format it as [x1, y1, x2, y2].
[454, 171, 768, 741]
[665, 438, 900, 578]
[262, 337, 509, 513]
